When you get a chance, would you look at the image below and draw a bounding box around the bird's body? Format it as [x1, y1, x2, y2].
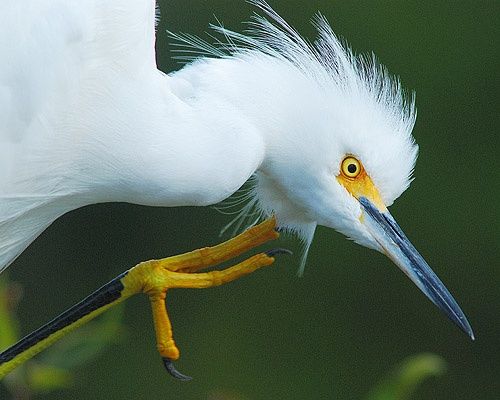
[0, 0, 473, 379]
[1, 0, 264, 270]
[1, 0, 416, 270]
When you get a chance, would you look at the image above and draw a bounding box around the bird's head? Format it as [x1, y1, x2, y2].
[170, 0, 472, 338]
[251, 70, 418, 256]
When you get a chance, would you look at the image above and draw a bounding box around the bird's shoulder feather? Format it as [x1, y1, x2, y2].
[0, 0, 158, 145]
[0, 0, 160, 271]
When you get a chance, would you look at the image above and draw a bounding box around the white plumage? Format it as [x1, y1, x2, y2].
[0, 0, 418, 272]
[170, 5, 418, 265]
[0, 0, 474, 342]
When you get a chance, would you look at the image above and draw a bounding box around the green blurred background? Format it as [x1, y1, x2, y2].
[1, 0, 499, 399]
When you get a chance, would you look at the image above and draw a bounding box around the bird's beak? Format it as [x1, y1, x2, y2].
[337, 167, 473, 338]
[358, 195, 474, 339]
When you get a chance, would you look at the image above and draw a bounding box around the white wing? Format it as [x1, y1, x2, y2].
[0, 0, 159, 271]
[0, 0, 157, 145]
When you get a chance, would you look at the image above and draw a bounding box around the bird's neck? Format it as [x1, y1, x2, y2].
[66, 69, 267, 208]
[10, 63, 270, 210]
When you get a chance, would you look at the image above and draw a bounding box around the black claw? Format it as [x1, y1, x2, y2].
[162, 357, 192, 381]
[265, 248, 293, 257]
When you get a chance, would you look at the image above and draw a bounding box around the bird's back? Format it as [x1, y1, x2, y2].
[0, 0, 159, 271]
[0, 0, 157, 170]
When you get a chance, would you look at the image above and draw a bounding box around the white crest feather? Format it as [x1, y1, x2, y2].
[169, 0, 415, 132]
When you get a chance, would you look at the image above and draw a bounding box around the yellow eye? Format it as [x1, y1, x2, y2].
[341, 156, 362, 178]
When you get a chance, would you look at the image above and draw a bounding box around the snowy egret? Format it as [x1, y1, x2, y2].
[0, 0, 473, 380]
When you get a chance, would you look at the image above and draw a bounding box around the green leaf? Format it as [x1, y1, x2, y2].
[366, 353, 447, 400]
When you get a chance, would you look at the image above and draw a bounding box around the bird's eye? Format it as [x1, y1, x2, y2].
[341, 156, 362, 178]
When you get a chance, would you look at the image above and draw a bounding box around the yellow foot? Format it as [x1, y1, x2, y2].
[0, 218, 288, 381]
[119, 218, 289, 380]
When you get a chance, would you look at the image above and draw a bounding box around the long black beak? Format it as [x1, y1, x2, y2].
[359, 196, 474, 340]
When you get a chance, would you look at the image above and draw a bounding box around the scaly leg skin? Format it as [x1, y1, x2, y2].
[120, 217, 286, 380]
[0, 218, 289, 381]
[141, 250, 290, 380]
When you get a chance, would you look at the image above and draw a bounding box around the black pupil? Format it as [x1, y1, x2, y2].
[347, 163, 357, 174]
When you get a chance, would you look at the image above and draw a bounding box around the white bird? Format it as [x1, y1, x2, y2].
[0, 0, 472, 380]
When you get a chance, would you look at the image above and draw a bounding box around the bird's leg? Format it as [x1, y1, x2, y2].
[0, 218, 288, 381]
[143, 250, 287, 380]
[154, 217, 280, 273]
[112, 217, 286, 380]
